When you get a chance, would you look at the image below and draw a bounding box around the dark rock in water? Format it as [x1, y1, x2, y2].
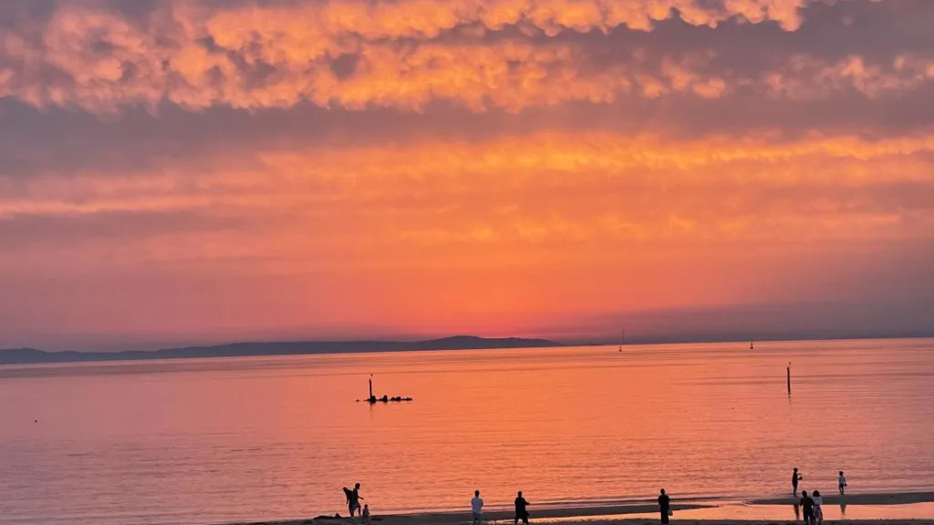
[361, 394, 413, 403]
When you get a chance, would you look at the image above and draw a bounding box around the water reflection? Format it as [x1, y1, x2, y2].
[3, 339, 934, 525]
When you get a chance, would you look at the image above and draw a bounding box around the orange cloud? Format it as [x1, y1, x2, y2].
[3, 0, 911, 113]
[4, 131, 932, 252]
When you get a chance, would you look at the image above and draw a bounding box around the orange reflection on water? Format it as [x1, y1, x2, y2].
[2, 339, 934, 525]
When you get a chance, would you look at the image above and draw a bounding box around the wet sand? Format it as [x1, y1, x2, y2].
[225, 491, 934, 525]
[752, 492, 934, 506]
[230, 518, 934, 525]
[226, 502, 708, 525]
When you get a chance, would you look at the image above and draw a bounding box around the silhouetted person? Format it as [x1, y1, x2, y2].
[838, 471, 847, 495]
[800, 491, 814, 525]
[792, 468, 802, 494]
[344, 483, 363, 517]
[812, 490, 824, 525]
[362, 504, 371, 525]
[514, 491, 530, 525]
[658, 489, 671, 524]
[471, 490, 484, 525]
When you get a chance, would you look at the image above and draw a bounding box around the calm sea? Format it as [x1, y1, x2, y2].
[2, 338, 934, 525]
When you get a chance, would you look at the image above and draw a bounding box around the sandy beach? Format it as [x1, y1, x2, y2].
[225, 491, 934, 525]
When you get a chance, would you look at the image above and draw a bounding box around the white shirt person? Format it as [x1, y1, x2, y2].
[471, 490, 484, 525]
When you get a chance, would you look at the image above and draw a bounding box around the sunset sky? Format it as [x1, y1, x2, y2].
[2, 0, 934, 350]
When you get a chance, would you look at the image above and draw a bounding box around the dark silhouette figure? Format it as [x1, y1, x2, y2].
[514, 491, 530, 525]
[343, 483, 363, 517]
[792, 468, 802, 494]
[838, 471, 847, 495]
[658, 489, 671, 524]
[800, 491, 814, 525]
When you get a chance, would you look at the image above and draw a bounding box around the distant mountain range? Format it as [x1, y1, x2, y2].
[0, 336, 560, 365]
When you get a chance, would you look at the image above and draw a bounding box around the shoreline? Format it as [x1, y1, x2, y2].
[752, 492, 934, 506]
[224, 491, 934, 525]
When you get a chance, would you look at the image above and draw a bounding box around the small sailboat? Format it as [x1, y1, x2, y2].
[619, 330, 625, 352]
[750, 340, 754, 350]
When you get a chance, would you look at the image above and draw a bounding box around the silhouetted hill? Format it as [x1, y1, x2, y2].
[0, 336, 560, 365]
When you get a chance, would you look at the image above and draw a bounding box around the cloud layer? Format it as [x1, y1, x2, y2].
[1, 0, 933, 348]
[1, 0, 932, 113]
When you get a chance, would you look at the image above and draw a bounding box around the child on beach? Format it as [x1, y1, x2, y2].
[362, 504, 370, 524]
[839, 471, 847, 495]
[471, 490, 484, 525]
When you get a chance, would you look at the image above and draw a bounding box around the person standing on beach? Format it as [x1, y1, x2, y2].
[362, 504, 371, 525]
[838, 471, 847, 495]
[792, 468, 802, 495]
[800, 491, 814, 525]
[812, 490, 824, 525]
[514, 491, 530, 525]
[658, 489, 671, 525]
[471, 490, 484, 525]
[344, 483, 363, 517]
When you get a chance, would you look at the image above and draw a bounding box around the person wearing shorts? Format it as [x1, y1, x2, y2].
[471, 490, 484, 525]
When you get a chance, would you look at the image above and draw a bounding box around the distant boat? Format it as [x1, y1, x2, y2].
[750, 340, 754, 350]
[619, 330, 625, 352]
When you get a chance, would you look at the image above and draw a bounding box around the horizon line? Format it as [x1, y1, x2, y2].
[4, 331, 934, 356]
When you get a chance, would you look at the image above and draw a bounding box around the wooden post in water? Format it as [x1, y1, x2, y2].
[368, 375, 374, 400]
[787, 362, 791, 395]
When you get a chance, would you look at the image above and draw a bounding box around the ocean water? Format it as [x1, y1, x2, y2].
[1, 338, 934, 525]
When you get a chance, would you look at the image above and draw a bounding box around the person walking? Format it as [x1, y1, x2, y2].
[658, 489, 671, 524]
[514, 491, 530, 525]
[838, 471, 847, 495]
[343, 483, 363, 517]
[800, 491, 814, 525]
[471, 490, 484, 525]
[362, 504, 371, 525]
